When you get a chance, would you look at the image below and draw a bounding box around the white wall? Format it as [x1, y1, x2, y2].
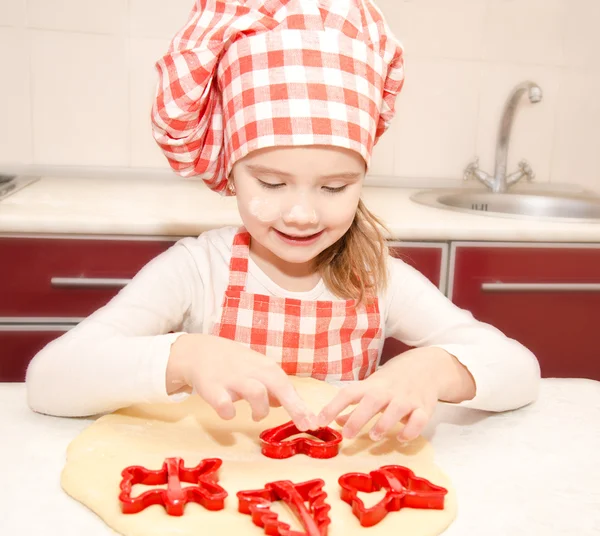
[0, 0, 599, 192]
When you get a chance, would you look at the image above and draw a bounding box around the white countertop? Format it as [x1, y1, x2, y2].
[1, 379, 599, 535]
[1, 175, 600, 241]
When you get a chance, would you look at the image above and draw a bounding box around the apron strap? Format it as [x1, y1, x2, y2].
[226, 227, 251, 291]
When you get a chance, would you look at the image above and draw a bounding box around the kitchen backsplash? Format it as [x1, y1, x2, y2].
[1, 0, 599, 192]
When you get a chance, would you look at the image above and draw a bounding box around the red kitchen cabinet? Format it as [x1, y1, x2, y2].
[0, 235, 178, 381]
[380, 242, 448, 365]
[0, 237, 176, 318]
[0, 329, 69, 382]
[449, 243, 600, 381]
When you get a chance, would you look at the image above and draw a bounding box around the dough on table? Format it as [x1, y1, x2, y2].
[61, 377, 457, 535]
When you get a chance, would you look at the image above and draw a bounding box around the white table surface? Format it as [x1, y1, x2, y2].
[1, 379, 599, 535]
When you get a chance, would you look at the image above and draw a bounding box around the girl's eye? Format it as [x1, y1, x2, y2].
[257, 179, 285, 190]
[322, 185, 348, 194]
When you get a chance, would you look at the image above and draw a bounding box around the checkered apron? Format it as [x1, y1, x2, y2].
[211, 228, 383, 381]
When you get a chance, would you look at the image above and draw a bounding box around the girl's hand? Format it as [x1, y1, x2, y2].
[316, 347, 476, 442]
[167, 333, 319, 431]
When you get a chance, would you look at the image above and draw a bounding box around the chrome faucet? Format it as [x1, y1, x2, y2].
[464, 81, 543, 193]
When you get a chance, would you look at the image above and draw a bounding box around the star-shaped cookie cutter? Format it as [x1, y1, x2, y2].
[119, 457, 228, 515]
[338, 465, 448, 527]
[237, 478, 331, 536]
[259, 421, 342, 459]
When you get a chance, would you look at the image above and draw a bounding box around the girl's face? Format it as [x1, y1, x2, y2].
[232, 145, 365, 270]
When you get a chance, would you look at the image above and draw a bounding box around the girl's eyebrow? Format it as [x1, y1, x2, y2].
[320, 171, 363, 180]
[246, 164, 362, 180]
[246, 164, 294, 177]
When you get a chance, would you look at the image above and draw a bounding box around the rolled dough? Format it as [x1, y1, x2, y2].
[61, 377, 456, 535]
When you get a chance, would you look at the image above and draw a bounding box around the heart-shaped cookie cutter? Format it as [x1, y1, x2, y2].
[119, 457, 228, 515]
[338, 465, 448, 527]
[237, 478, 331, 535]
[259, 420, 343, 459]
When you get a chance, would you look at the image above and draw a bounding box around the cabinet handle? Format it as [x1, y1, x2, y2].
[50, 277, 131, 289]
[0, 323, 77, 331]
[481, 282, 600, 292]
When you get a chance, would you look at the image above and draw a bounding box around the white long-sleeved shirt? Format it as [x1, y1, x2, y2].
[26, 226, 540, 416]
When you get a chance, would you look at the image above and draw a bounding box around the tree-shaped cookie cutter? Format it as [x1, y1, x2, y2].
[237, 478, 331, 535]
[259, 421, 343, 459]
[338, 465, 448, 527]
[119, 457, 228, 515]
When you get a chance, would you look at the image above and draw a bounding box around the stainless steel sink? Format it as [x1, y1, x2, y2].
[0, 174, 41, 201]
[410, 188, 600, 223]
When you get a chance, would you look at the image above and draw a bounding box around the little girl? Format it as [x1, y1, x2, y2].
[26, 0, 540, 443]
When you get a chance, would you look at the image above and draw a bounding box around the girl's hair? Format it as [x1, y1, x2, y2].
[315, 199, 388, 304]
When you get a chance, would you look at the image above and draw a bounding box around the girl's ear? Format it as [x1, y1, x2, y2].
[227, 176, 236, 195]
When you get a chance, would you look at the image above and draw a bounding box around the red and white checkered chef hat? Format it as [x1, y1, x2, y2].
[152, 0, 404, 195]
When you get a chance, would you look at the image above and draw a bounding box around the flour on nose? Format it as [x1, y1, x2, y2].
[287, 204, 318, 224]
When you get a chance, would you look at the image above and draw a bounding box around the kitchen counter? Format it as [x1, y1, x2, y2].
[1, 175, 600, 241]
[1, 379, 599, 535]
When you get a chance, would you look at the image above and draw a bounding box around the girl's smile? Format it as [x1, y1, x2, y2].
[273, 228, 325, 246]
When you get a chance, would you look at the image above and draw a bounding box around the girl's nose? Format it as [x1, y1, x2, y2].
[282, 195, 319, 226]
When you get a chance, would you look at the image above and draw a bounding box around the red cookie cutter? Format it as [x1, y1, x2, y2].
[237, 478, 331, 536]
[338, 465, 448, 527]
[259, 421, 342, 459]
[119, 457, 228, 515]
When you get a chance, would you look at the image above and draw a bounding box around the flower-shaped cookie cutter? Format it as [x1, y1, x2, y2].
[119, 457, 228, 515]
[259, 421, 342, 459]
[237, 478, 331, 536]
[338, 465, 448, 527]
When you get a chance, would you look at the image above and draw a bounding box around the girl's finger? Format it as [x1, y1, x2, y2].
[230, 378, 270, 422]
[339, 394, 390, 439]
[397, 407, 430, 442]
[197, 382, 236, 420]
[261, 373, 317, 431]
[369, 399, 415, 441]
[317, 385, 365, 428]
[334, 411, 353, 427]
